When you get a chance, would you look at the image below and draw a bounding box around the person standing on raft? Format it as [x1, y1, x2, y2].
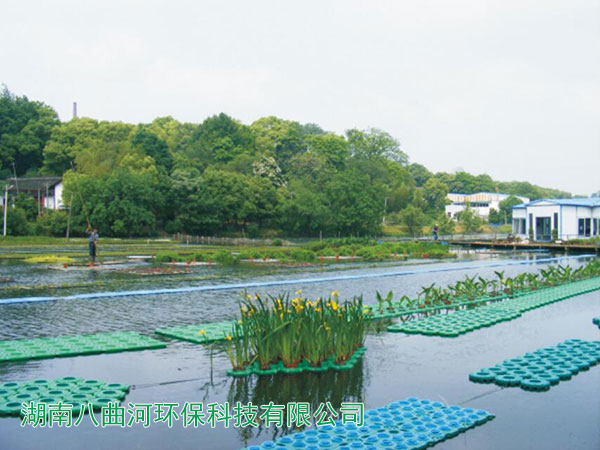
[87, 226, 99, 265]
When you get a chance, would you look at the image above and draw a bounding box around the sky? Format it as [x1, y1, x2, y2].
[2, 0, 599, 195]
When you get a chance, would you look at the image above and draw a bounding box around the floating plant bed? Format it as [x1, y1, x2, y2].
[155, 321, 238, 344]
[0, 331, 166, 363]
[594, 317, 600, 329]
[367, 294, 510, 320]
[226, 347, 366, 377]
[0, 377, 130, 417]
[469, 339, 600, 392]
[245, 397, 494, 449]
[386, 278, 600, 338]
[387, 305, 523, 337]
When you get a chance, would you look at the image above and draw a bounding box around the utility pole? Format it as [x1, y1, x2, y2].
[3, 184, 9, 237]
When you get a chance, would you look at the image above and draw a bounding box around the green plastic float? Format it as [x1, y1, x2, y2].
[469, 339, 600, 392]
[0, 377, 130, 417]
[0, 331, 165, 363]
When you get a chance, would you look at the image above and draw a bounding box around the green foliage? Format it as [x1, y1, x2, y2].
[488, 208, 502, 225]
[1, 86, 574, 238]
[459, 204, 482, 234]
[408, 163, 432, 187]
[0, 86, 59, 175]
[498, 195, 524, 223]
[1, 206, 31, 235]
[63, 170, 162, 237]
[232, 293, 365, 370]
[400, 205, 427, 237]
[14, 193, 38, 221]
[36, 210, 68, 236]
[436, 213, 455, 236]
[423, 177, 449, 211]
[346, 128, 407, 165]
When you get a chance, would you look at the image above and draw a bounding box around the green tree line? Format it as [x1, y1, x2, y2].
[0, 86, 572, 237]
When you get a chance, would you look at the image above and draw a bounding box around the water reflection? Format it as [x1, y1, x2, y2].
[227, 361, 365, 444]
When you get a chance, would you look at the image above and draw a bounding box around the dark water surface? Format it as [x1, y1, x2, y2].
[0, 252, 598, 449]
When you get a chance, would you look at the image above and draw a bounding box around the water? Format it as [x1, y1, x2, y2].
[0, 251, 598, 449]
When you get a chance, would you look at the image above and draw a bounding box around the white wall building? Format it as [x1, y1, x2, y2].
[445, 192, 530, 220]
[3, 177, 64, 211]
[512, 198, 600, 241]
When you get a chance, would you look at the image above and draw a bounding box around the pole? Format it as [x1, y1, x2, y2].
[66, 193, 73, 240]
[3, 185, 8, 236]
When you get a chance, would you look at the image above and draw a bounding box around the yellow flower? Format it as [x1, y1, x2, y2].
[306, 300, 313, 308]
[245, 295, 252, 300]
[331, 291, 339, 298]
[280, 313, 284, 320]
[198, 330, 207, 336]
[225, 335, 232, 341]
[330, 300, 339, 311]
[295, 289, 302, 295]
[237, 320, 243, 325]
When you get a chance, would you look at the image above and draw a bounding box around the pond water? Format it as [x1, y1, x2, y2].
[0, 250, 598, 449]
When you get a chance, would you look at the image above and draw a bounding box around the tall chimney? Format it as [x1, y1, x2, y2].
[73, 102, 78, 119]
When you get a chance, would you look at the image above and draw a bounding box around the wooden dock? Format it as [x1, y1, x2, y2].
[450, 240, 600, 254]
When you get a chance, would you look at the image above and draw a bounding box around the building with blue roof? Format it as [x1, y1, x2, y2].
[512, 198, 600, 241]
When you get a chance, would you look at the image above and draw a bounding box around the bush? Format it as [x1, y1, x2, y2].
[214, 250, 239, 265]
[36, 210, 68, 236]
[154, 252, 181, 263]
[271, 238, 283, 246]
[1, 207, 32, 236]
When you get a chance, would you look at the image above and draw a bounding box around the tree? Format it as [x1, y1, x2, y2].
[0, 86, 59, 176]
[62, 170, 162, 237]
[488, 208, 502, 224]
[459, 204, 482, 234]
[346, 128, 407, 165]
[436, 213, 455, 236]
[132, 127, 173, 172]
[14, 193, 38, 221]
[498, 195, 524, 224]
[251, 116, 305, 168]
[408, 163, 432, 187]
[36, 210, 68, 236]
[187, 113, 255, 164]
[278, 180, 329, 236]
[324, 170, 384, 236]
[423, 177, 449, 212]
[42, 118, 136, 175]
[400, 205, 427, 237]
[305, 134, 350, 169]
[252, 156, 285, 187]
[0, 206, 31, 235]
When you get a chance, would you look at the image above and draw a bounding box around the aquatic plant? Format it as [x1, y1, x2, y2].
[23, 255, 76, 264]
[226, 291, 366, 372]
